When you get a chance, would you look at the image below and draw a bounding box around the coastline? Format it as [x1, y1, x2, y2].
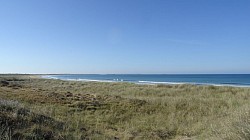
[1, 74, 250, 139]
[40, 74, 250, 88]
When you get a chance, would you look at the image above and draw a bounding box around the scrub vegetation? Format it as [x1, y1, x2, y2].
[0, 75, 249, 139]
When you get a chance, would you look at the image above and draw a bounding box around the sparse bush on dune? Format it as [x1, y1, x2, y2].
[0, 75, 250, 139]
[0, 98, 64, 139]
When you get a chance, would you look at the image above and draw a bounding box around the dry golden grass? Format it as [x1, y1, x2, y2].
[0, 75, 249, 139]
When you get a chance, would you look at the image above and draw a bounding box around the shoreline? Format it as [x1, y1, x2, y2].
[40, 75, 250, 88]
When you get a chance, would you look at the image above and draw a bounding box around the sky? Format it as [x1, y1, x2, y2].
[0, 0, 250, 74]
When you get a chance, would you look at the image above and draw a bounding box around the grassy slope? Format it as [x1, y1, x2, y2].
[0, 75, 250, 139]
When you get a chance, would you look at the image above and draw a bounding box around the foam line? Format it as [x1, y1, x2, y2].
[41, 75, 250, 88]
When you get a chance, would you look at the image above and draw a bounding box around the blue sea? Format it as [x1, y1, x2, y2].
[43, 74, 250, 87]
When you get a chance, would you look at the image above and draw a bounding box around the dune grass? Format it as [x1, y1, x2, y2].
[0, 75, 250, 139]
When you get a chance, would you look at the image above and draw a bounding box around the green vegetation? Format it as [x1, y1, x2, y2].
[0, 75, 250, 139]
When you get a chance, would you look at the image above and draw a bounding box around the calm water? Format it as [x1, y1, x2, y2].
[43, 74, 250, 87]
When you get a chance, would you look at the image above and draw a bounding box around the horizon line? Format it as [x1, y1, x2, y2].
[1, 73, 250, 75]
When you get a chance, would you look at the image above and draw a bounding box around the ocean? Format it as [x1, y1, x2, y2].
[43, 74, 250, 87]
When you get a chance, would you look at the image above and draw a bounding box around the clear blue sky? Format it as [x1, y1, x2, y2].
[0, 0, 249, 74]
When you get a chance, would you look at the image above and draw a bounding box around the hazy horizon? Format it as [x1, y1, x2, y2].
[1, 73, 250, 75]
[1, 0, 250, 74]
